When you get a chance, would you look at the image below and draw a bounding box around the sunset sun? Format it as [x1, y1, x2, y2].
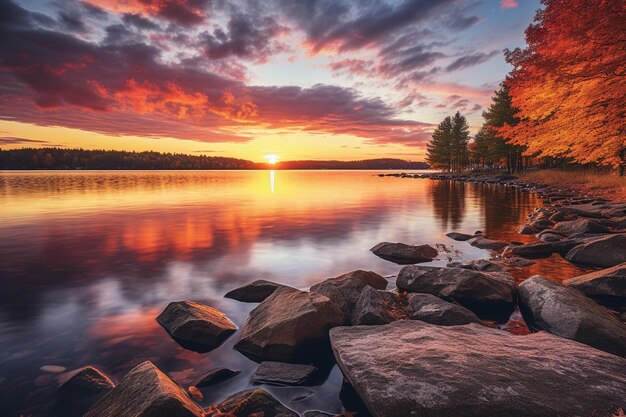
[265, 154, 279, 165]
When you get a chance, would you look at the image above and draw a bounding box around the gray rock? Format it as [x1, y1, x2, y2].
[84, 361, 204, 417]
[310, 270, 387, 320]
[566, 233, 626, 267]
[330, 321, 626, 417]
[370, 242, 437, 264]
[553, 218, 611, 236]
[58, 366, 115, 396]
[156, 301, 237, 352]
[195, 368, 240, 387]
[518, 276, 626, 357]
[536, 230, 566, 242]
[406, 293, 480, 325]
[517, 224, 537, 234]
[396, 265, 515, 322]
[234, 288, 345, 363]
[468, 235, 509, 250]
[206, 388, 297, 417]
[564, 262, 626, 309]
[503, 256, 536, 267]
[529, 218, 554, 231]
[351, 287, 409, 325]
[445, 232, 475, 241]
[551, 238, 585, 256]
[251, 361, 318, 386]
[510, 242, 554, 259]
[224, 280, 295, 303]
[459, 259, 505, 272]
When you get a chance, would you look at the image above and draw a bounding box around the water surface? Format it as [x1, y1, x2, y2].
[0, 170, 588, 416]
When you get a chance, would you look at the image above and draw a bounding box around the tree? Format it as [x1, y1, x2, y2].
[481, 83, 524, 173]
[427, 116, 453, 171]
[501, 0, 626, 171]
[427, 113, 470, 172]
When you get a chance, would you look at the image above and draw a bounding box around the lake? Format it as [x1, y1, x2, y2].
[0, 170, 588, 416]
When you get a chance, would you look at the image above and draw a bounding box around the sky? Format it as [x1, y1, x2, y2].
[0, 0, 540, 162]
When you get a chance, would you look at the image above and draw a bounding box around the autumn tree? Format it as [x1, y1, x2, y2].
[427, 112, 470, 172]
[501, 0, 626, 171]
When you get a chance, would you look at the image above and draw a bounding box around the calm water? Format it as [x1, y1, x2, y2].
[0, 170, 588, 416]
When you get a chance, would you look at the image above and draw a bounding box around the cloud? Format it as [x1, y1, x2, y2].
[446, 50, 499, 72]
[121, 13, 160, 30]
[501, 0, 519, 8]
[84, 0, 211, 25]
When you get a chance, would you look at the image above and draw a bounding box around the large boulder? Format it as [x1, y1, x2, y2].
[58, 366, 115, 396]
[310, 270, 388, 320]
[510, 242, 554, 259]
[330, 321, 626, 417]
[406, 293, 480, 325]
[396, 265, 516, 322]
[370, 242, 437, 264]
[553, 218, 611, 236]
[566, 234, 626, 267]
[84, 361, 204, 417]
[467, 235, 509, 250]
[206, 389, 297, 417]
[564, 262, 626, 309]
[234, 288, 345, 363]
[518, 276, 626, 357]
[156, 301, 237, 352]
[224, 280, 295, 303]
[351, 287, 409, 325]
[250, 361, 318, 386]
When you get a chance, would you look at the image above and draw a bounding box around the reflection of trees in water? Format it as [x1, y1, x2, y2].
[472, 183, 537, 238]
[427, 180, 466, 230]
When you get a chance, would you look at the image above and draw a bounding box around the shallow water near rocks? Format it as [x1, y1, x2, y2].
[0, 170, 589, 416]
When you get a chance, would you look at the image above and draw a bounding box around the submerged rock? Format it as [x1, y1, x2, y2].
[566, 234, 626, 267]
[234, 288, 345, 363]
[310, 270, 388, 321]
[518, 276, 626, 357]
[330, 321, 626, 417]
[445, 232, 475, 241]
[206, 388, 297, 417]
[564, 262, 626, 309]
[84, 361, 204, 417]
[224, 280, 295, 303]
[406, 293, 480, 325]
[195, 368, 240, 387]
[251, 361, 318, 386]
[396, 265, 515, 322]
[351, 286, 409, 325]
[156, 301, 237, 352]
[467, 235, 509, 250]
[370, 242, 437, 264]
[58, 366, 115, 396]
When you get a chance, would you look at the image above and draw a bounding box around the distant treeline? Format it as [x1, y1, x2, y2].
[0, 148, 428, 170]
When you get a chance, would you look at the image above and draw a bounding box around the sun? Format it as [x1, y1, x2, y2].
[265, 154, 278, 165]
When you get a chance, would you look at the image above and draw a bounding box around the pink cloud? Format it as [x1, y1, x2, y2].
[501, 0, 519, 9]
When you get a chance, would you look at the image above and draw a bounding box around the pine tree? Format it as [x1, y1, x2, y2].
[426, 116, 453, 172]
[450, 111, 470, 172]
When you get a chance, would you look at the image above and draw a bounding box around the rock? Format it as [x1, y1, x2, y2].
[396, 265, 515, 322]
[207, 388, 297, 417]
[195, 368, 240, 387]
[503, 256, 536, 267]
[330, 320, 626, 417]
[445, 232, 475, 241]
[566, 234, 626, 267]
[406, 293, 480, 325]
[187, 386, 203, 402]
[518, 276, 626, 357]
[302, 412, 334, 417]
[468, 235, 509, 250]
[551, 238, 585, 256]
[234, 288, 345, 363]
[517, 224, 536, 234]
[351, 287, 409, 325]
[458, 259, 505, 272]
[564, 262, 626, 309]
[370, 242, 437, 264]
[510, 242, 554, 259]
[156, 301, 237, 352]
[84, 361, 204, 417]
[553, 218, 611, 236]
[536, 229, 566, 242]
[224, 280, 294, 303]
[58, 366, 115, 396]
[529, 218, 554, 231]
[310, 270, 388, 320]
[251, 361, 318, 386]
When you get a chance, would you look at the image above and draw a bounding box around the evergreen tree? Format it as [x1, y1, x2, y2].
[426, 116, 453, 172]
[450, 111, 470, 172]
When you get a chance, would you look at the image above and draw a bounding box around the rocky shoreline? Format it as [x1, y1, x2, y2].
[55, 172, 626, 417]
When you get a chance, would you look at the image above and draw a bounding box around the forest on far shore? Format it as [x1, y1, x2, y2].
[0, 148, 428, 170]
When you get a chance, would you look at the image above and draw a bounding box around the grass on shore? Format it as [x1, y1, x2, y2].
[520, 169, 626, 199]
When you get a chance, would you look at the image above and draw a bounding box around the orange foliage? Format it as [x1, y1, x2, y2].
[501, 0, 626, 169]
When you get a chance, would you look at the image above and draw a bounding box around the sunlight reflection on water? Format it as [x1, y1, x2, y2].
[0, 170, 589, 416]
